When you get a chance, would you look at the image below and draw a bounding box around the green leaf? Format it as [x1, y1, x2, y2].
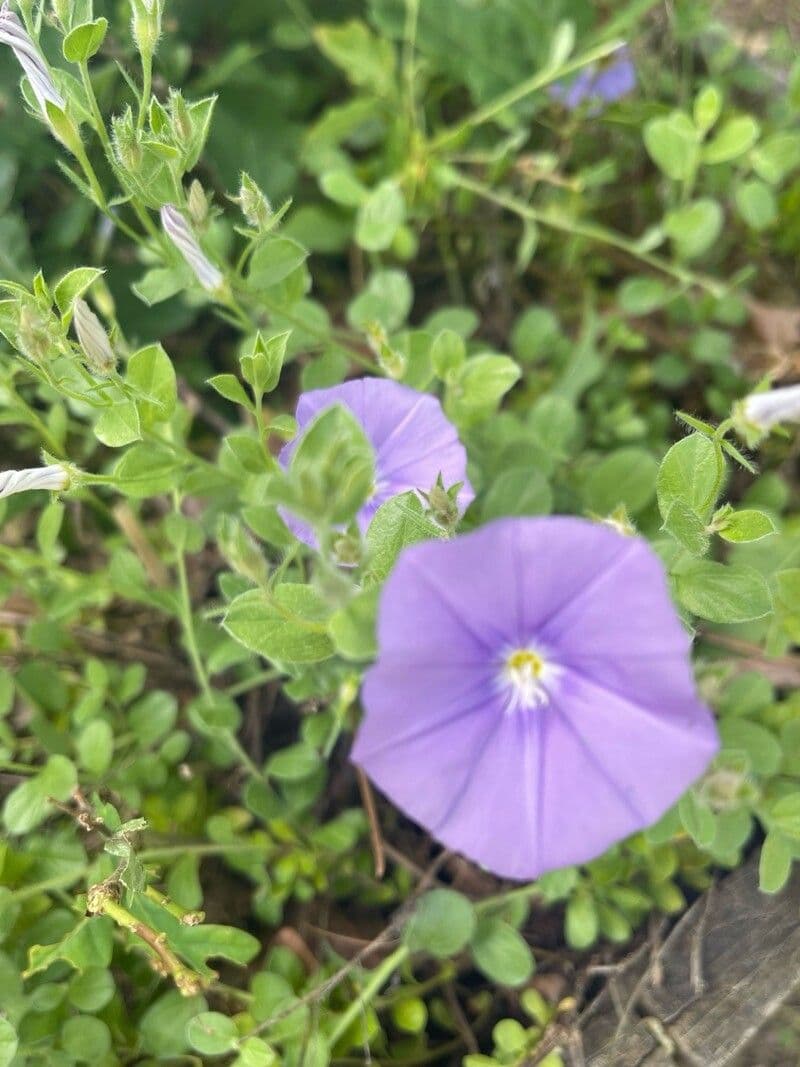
[133, 266, 189, 305]
[404, 890, 476, 959]
[328, 586, 379, 660]
[25, 916, 114, 976]
[187, 1012, 238, 1056]
[448, 353, 521, 423]
[759, 833, 792, 894]
[664, 198, 723, 259]
[618, 276, 672, 315]
[3, 754, 77, 835]
[719, 718, 781, 775]
[693, 85, 722, 133]
[716, 508, 776, 543]
[348, 269, 413, 332]
[675, 561, 772, 623]
[223, 586, 334, 664]
[678, 790, 716, 848]
[584, 447, 658, 516]
[240, 331, 289, 395]
[320, 168, 367, 207]
[355, 180, 405, 252]
[470, 917, 534, 986]
[248, 236, 308, 290]
[114, 443, 184, 498]
[61, 1016, 111, 1060]
[702, 115, 760, 164]
[661, 500, 710, 555]
[565, 891, 599, 949]
[366, 492, 445, 582]
[127, 343, 177, 425]
[266, 742, 321, 782]
[208, 373, 251, 408]
[272, 405, 374, 527]
[657, 434, 723, 521]
[63, 18, 108, 63]
[643, 111, 699, 181]
[77, 718, 113, 776]
[140, 991, 209, 1058]
[314, 19, 396, 95]
[751, 132, 800, 184]
[483, 468, 552, 519]
[95, 400, 142, 447]
[54, 267, 104, 316]
[770, 794, 800, 840]
[735, 179, 778, 231]
[0, 1019, 18, 1067]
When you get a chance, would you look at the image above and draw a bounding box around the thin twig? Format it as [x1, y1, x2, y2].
[357, 767, 386, 879]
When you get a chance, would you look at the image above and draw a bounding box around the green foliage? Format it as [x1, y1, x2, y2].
[0, 0, 798, 1062]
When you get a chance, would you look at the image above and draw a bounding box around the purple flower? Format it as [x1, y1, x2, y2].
[279, 379, 473, 546]
[352, 517, 718, 881]
[550, 48, 636, 111]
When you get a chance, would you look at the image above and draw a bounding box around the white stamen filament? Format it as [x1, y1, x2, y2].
[500, 647, 552, 713]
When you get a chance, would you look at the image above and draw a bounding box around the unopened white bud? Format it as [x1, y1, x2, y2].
[0, 464, 69, 498]
[73, 298, 116, 376]
[0, 2, 64, 115]
[160, 204, 223, 293]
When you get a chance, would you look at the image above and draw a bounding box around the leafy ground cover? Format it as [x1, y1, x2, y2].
[0, 1, 799, 1064]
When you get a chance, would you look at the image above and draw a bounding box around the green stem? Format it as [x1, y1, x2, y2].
[451, 170, 725, 296]
[226, 668, 282, 698]
[172, 493, 213, 701]
[328, 945, 411, 1046]
[430, 38, 626, 151]
[138, 50, 153, 133]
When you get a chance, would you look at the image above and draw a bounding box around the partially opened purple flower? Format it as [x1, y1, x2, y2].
[279, 378, 473, 546]
[550, 47, 636, 111]
[352, 517, 718, 881]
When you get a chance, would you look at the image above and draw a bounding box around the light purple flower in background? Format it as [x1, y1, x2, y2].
[742, 384, 800, 432]
[352, 517, 719, 881]
[279, 378, 473, 546]
[0, 1, 65, 115]
[550, 47, 636, 111]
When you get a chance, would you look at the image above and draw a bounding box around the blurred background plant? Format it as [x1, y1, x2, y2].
[0, 0, 799, 1064]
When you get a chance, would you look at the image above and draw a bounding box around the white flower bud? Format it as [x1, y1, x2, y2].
[73, 298, 116, 376]
[160, 204, 223, 293]
[0, 1, 64, 116]
[742, 384, 800, 431]
[0, 464, 68, 498]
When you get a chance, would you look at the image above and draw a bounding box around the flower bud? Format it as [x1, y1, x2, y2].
[73, 297, 116, 376]
[160, 204, 223, 293]
[0, 464, 69, 498]
[111, 109, 143, 172]
[0, 1, 64, 116]
[17, 303, 53, 363]
[331, 531, 363, 567]
[130, 0, 161, 59]
[423, 475, 460, 531]
[234, 172, 272, 230]
[366, 322, 406, 379]
[168, 89, 192, 144]
[187, 179, 208, 226]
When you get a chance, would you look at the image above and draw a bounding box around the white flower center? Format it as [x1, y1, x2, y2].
[500, 647, 553, 712]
